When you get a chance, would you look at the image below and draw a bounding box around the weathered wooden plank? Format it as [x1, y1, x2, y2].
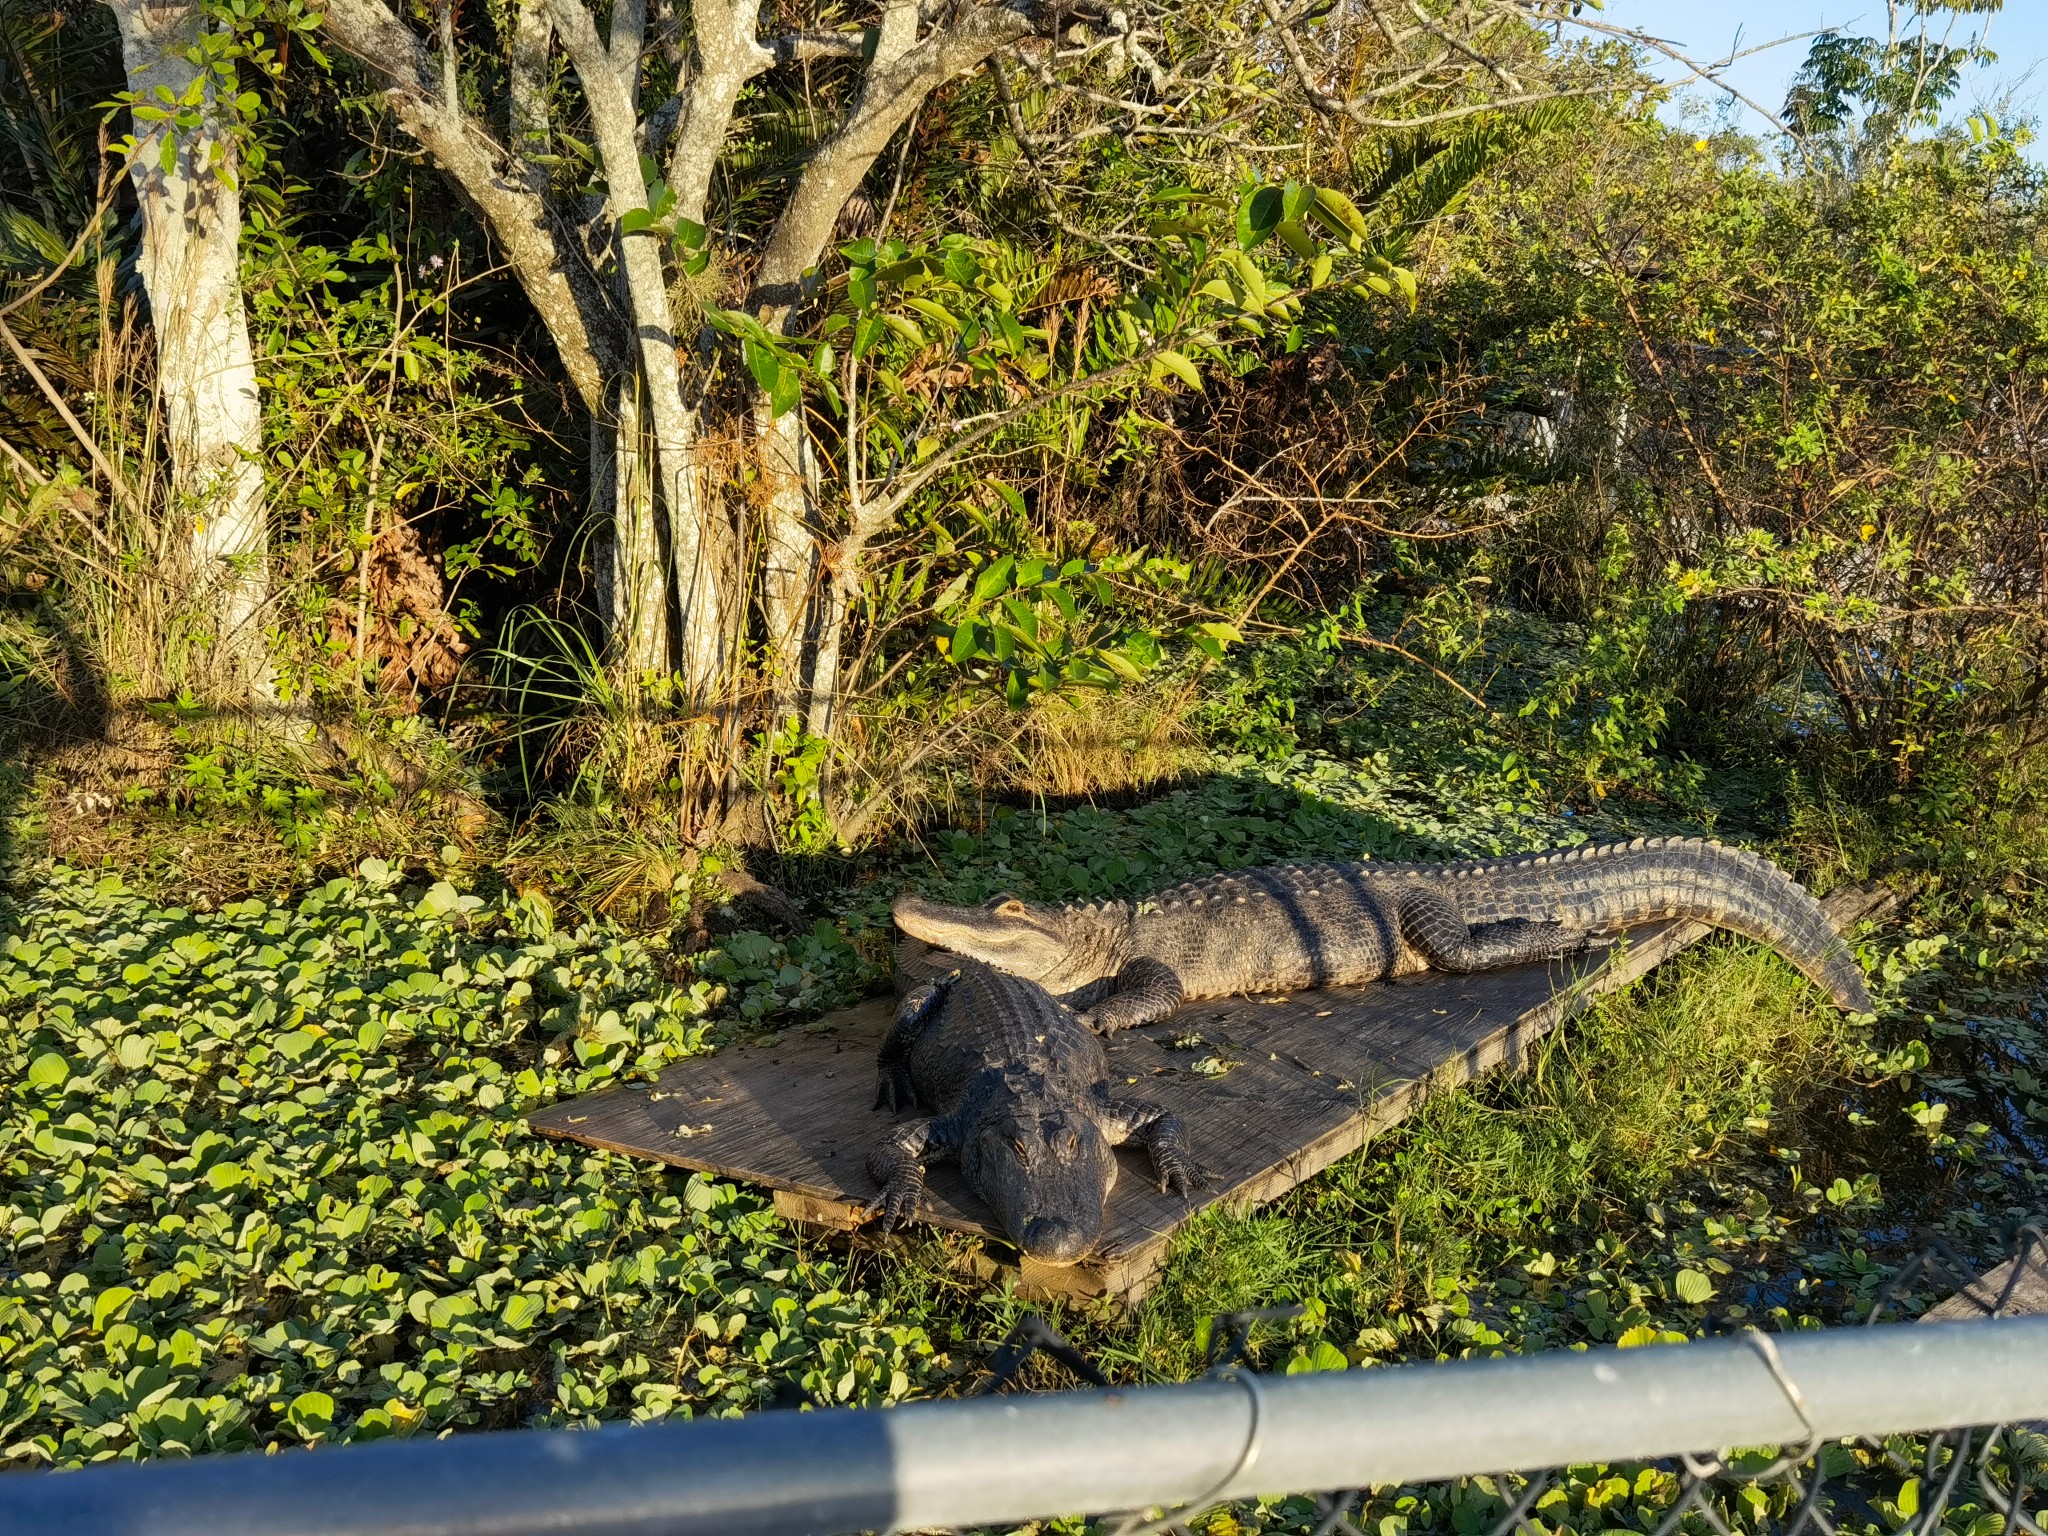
[1923, 1247, 2048, 1322]
[526, 880, 1899, 1301]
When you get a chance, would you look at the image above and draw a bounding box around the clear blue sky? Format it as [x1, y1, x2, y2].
[1591, 1, 2048, 149]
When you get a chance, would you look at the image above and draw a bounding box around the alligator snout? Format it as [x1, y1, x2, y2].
[1017, 1216, 1096, 1264]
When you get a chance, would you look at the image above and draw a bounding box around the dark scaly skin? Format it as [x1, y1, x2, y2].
[893, 836, 1873, 1034]
[864, 958, 1192, 1263]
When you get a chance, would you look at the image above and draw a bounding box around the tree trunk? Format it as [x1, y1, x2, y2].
[604, 385, 671, 686]
[549, 0, 729, 698]
[758, 395, 821, 729]
[107, 0, 272, 700]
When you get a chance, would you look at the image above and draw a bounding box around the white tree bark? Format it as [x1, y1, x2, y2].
[107, 0, 272, 699]
[607, 384, 671, 685]
[759, 397, 822, 729]
[549, 0, 730, 697]
[330, 0, 1047, 739]
[324, 0, 619, 414]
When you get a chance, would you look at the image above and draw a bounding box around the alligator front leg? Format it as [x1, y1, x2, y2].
[875, 976, 952, 1111]
[862, 1116, 961, 1237]
[1076, 958, 1186, 1034]
[1099, 1093, 1194, 1196]
[1395, 887, 1596, 972]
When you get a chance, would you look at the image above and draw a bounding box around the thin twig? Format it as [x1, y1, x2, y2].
[0, 434, 50, 487]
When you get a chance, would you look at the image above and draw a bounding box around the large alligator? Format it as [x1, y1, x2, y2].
[893, 836, 1873, 1033]
[864, 956, 1191, 1263]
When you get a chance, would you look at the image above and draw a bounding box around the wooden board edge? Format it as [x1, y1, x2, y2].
[1922, 1254, 2048, 1322]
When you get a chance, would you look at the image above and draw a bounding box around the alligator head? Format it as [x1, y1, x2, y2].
[957, 1075, 1119, 1263]
[892, 893, 1127, 994]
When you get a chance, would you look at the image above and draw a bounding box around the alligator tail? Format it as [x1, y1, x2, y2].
[1433, 837, 1873, 1012]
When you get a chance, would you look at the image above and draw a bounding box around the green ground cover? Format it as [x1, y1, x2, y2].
[6, 732, 2045, 1475]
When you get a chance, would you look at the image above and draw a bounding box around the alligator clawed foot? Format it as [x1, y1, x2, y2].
[863, 1173, 924, 1238]
[873, 1068, 918, 1113]
[1154, 1152, 1194, 1198]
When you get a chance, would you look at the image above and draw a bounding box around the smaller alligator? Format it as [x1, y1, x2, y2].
[893, 836, 1872, 1034]
[864, 956, 1192, 1263]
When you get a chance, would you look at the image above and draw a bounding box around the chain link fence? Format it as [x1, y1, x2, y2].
[5, 1233, 2047, 1536]
[953, 1229, 2048, 1536]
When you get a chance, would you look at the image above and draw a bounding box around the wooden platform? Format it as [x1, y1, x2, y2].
[527, 882, 1896, 1302]
[1924, 1244, 2048, 1323]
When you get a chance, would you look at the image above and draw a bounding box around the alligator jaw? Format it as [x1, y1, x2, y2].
[1016, 1216, 1096, 1264]
[893, 894, 1078, 987]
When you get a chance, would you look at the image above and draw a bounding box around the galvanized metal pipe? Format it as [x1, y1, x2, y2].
[6, 1318, 2045, 1536]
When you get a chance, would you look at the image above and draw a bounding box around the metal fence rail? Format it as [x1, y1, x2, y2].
[6, 1315, 2048, 1536]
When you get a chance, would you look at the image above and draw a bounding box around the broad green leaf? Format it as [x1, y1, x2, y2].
[1312, 185, 1371, 243]
[1236, 184, 1285, 250]
[288, 1391, 335, 1436]
[1276, 219, 1319, 259]
[987, 480, 1028, 521]
[275, 1030, 320, 1063]
[879, 312, 926, 347]
[27, 1051, 69, 1088]
[93, 1286, 137, 1333]
[619, 207, 655, 236]
[1283, 1340, 1349, 1373]
[769, 364, 801, 419]
[1097, 648, 1145, 683]
[1674, 1269, 1714, 1304]
[973, 555, 1016, 603]
[1152, 349, 1202, 391]
[903, 296, 961, 332]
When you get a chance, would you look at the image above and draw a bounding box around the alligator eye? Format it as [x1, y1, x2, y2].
[1063, 1132, 1079, 1155]
[1012, 1137, 1031, 1161]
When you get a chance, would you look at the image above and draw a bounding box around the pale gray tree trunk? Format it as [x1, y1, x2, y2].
[328, 0, 1040, 744]
[758, 398, 821, 729]
[608, 385, 671, 684]
[549, 0, 731, 697]
[107, 0, 272, 699]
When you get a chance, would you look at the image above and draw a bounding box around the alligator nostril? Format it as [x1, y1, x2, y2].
[1019, 1218, 1094, 1264]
